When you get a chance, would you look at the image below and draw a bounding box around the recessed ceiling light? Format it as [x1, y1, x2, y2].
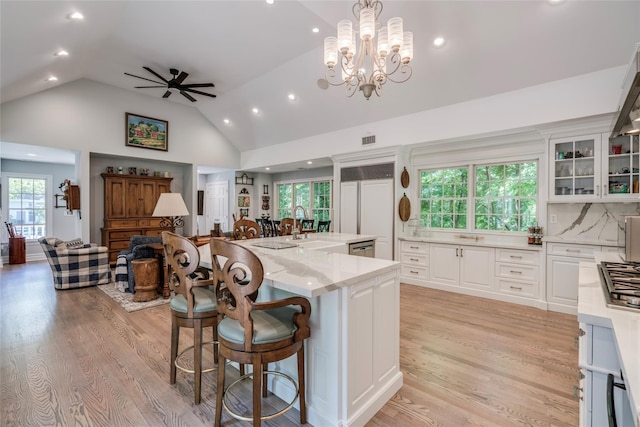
[548, 0, 565, 5]
[307, 161, 312, 164]
[68, 11, 84, 20]
[45, 76, 58, 82]
[265, 167, 270, 170]
[312, 27, 319, 33]
[223, 118, 231, 125]
[26, 153, 37, 157]
[288, 93, 296, 101]
[433, 37, 445, 47]
[54, 49, 69, 57]
[252, 107, 260, 115]
[266, 0, 274, 4]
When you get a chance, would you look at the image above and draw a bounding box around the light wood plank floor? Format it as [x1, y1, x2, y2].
[1, 261, 578, 426]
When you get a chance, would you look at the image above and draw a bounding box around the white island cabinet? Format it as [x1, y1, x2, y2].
[199, 233, 403, 427]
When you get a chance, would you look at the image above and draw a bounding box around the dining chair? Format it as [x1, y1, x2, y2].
[232, 219, 262, 240]
[209, 239, 311, 426]
[301, 219, 314, 230]
[162, 231, 218, 404]
[317, 220, 331, 232]
[279, 218, 301, 236]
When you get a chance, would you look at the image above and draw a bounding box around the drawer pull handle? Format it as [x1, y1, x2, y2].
[510, 270, 522, 274]
[509, 255, 523, 259]
[573, 385, 583, 400]
[410, 258, 419, 262]
[410, 246, 419, 250]
[509, 286, 522, 290]
[410, 270, 419, 274]
[566, 249, 581, 253]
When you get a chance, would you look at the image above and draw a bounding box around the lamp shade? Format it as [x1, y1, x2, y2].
[152, 193, 189, 217]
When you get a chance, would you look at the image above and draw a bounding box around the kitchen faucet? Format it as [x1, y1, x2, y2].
[292, 205, 307, 240]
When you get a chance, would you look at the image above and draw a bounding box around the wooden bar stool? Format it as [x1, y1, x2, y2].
[209, 239, 311, 426]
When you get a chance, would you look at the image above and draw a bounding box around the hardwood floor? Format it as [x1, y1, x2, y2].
[1, 261, 579, 426]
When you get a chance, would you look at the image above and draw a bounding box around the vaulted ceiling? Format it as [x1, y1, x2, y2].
[2, 0, 640, 156]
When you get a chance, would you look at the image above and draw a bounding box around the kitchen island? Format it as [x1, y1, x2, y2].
[578, 253, 639, 427]
[199, 233, 402, 427]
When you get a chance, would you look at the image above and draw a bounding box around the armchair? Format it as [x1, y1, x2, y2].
[38, 237, 111, 290]
[115, 235, 162, 293]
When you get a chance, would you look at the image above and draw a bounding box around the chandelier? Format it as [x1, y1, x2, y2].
[323, 0, 413, 100]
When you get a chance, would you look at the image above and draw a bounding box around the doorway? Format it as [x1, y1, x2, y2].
[206, 181, 229, 233]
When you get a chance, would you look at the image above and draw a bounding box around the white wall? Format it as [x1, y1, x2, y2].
[0, 79, 240, 241]
[241, 66, 627, 171]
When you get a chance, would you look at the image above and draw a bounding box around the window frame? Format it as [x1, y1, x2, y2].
[273, 177, 333, 221]
[418, 158, 539, 235]
[2, 172, 53, 242]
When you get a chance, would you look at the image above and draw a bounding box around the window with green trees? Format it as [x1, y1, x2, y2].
[6, 175, 48, 240]
[276, 179, 332, 221]
[419, 160, 537, 233]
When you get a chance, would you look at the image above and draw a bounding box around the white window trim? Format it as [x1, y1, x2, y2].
[2, 172, 53, 242]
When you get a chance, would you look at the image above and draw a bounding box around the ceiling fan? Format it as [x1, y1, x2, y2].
[124, 67, 216, 102]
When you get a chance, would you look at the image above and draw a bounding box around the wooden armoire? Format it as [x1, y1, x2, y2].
[101, 173, 174, 264]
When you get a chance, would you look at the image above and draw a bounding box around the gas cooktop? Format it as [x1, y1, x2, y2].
[598, 261, 640, 312]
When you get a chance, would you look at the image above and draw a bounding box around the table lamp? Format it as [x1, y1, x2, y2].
[153, 193, 189, 228]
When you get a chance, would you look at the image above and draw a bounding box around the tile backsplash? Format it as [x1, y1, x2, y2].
[547, 203, 640, 244]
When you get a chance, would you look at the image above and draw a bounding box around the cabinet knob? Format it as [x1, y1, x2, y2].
[578, 328, 585, 337]
[573, 385, 583, 400]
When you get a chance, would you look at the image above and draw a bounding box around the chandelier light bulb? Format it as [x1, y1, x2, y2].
[377, 27, 389, 58]
[359, 8, 375, 41]
[337, 20, 353, 54]
[400, 32, 414, 64]
[324, 37, 338, 67]
[387, 17, 404, 52]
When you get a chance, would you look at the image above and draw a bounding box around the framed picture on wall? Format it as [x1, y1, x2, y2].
[126, 112, 168, 151]
[240, 208, 249, 217]
[238, 196, 250, 207]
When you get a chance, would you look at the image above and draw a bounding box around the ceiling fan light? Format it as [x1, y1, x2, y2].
[400, 31, 414, 64]
[630, 108, 640, 122]
[387, 17, 403, 52]
[337, 20, 353, 55]
[324, 37, 338, 67]
[360, 8, 375, 41]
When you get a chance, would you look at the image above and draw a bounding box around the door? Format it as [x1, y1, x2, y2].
[340, 181, 358, 235]
[429, 243, 459, 286]
[459, 245, 495, 289]
[360, 179, 393, 260]
[206, 181, 229, 233]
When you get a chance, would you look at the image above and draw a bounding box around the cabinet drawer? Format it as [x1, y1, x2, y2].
[109, 230, 140, 240]
[496, 262, 539, 281]
[144, 229, 165, 237]
[495, 248, 539, 265]
[138, 218, 163, 227]
[401, 265, 428, 281]
[401, 240, 428, 253]
[497, 278, 537, 298]
[108, 219, 139, 228]
[546, 243, 600, 259]
[109, 240, 131, 250]
[401, 252, 428, 267]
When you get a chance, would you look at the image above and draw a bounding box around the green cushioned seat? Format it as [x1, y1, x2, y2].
[170, 287, 217, 313]
[218, 307, 299, 345]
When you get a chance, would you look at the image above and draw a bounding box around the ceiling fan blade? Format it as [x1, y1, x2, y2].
[134, 85, 167, 88]
[143, 66, 169, 83]
[162, 91, 172, 98]
[124, 73, 164, 85]
[180, 91, 197, 102]
[174, 71, 189, 85]
[182, 88, 217, 98]
[180, 83, 215, 88]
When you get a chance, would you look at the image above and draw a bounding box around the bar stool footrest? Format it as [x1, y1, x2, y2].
[175, 341, 217, 374]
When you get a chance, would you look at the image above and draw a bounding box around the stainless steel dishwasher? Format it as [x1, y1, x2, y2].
[348, 240, 375, 257]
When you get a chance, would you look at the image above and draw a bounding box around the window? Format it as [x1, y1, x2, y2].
[419, 160, 537, 233]
[420, 168, 468, 229]
[475, 161, 537, 232]
[4, 174, 50, 240]
[275, 179, 332, 221]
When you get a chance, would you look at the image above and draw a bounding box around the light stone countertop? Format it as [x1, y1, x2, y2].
[399, 235, 543, 251]
[579, 253, 640, 426]
[199, 233, 399, 298]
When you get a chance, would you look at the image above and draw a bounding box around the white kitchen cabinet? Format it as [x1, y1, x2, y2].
[495, 248, 541, 299]
[578, 322, 634, 427]
[546, 243, 601, 314]
[550, 133, 640, 202]
[429, 243, 495, 290]
[400, 240, 429, 283]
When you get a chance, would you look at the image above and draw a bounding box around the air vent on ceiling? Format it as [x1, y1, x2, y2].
[362, 135, 376, 145]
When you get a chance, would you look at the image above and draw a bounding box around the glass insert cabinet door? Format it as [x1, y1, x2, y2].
[551, 134, 600, 198]
[606, 134, 640, 197]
